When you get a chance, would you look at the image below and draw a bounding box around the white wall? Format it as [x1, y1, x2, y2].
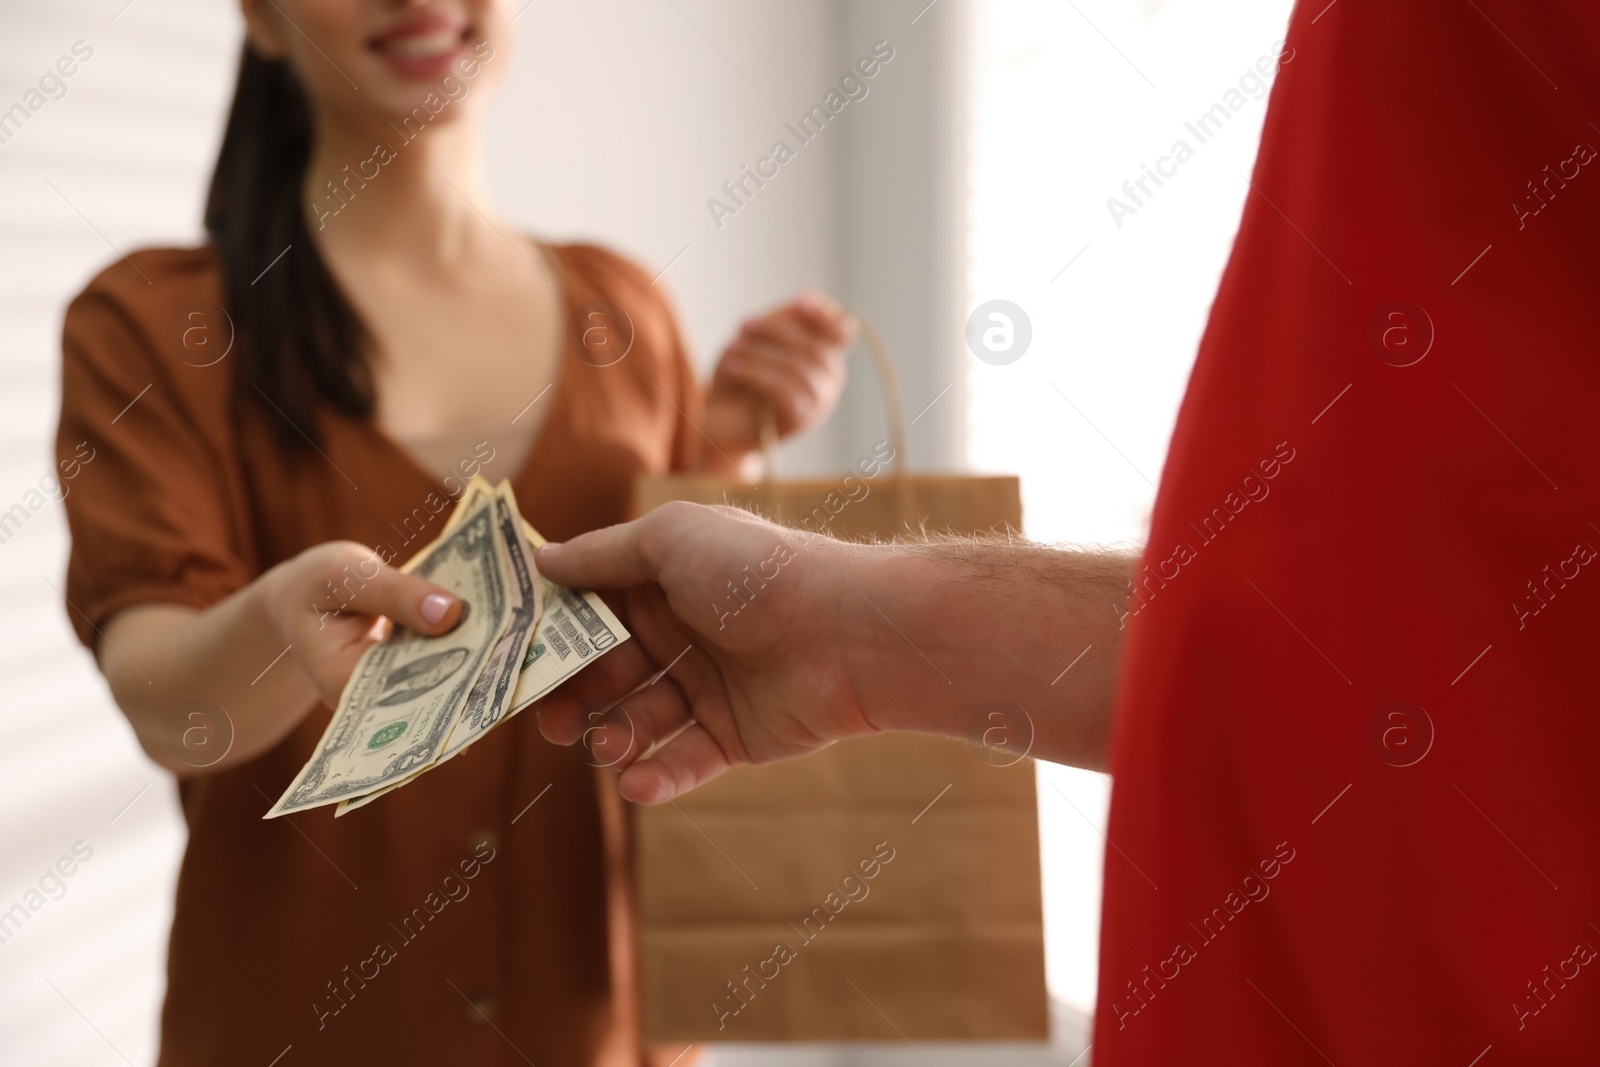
[486, 0, 848, 475]
[489, 0, 977, 480]
[837, 0, 970, 473]
[0, 4, 239, 1064]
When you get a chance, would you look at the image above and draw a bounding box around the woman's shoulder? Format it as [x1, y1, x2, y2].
[63, 243, 225, 370]
[71, 243, 220, 310]
[61, 243, 234, 426]
[66, 244, 221, 347]
[547, 240, 652, 290]
[547, 240, 685, 360]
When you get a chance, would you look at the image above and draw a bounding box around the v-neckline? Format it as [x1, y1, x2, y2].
[366, 241, 574, 498]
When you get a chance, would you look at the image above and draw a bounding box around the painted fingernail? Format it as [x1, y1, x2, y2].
[421, 594, 453, 624]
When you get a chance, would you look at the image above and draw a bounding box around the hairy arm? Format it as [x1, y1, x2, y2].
[838, 538, 1135, 771]
[533, 503, 1135, 802]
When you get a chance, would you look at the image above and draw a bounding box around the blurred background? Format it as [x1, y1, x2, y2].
[0, 0, 1292, 1062]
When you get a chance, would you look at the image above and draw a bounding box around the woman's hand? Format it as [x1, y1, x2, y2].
[702, 290, 855, 465]
[98, 540, 465, 775]
[261, 541, 464, 709]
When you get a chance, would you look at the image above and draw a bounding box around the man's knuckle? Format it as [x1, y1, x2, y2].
[654, 499, 698, 525]
[639, 514, 678, 568]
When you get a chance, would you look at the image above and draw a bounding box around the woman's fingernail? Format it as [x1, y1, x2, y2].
[421, 594, 453, 624]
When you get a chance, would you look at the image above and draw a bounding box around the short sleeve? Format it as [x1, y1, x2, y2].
[567, 242, 708, 474]
[56, 274, 252, 650]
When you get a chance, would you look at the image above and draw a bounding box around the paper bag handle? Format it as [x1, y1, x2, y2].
[757, 311, 908, 483]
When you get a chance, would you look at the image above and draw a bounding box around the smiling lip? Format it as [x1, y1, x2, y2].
[367, 14, 470, 80]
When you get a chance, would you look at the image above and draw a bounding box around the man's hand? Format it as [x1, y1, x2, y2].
[534, 503, 877, 805]
[536, 503, 1134, 805]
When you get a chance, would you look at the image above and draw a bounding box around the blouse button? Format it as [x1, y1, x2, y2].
[464, 990, 496, 1023]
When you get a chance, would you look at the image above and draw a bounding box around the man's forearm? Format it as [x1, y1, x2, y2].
[838, 540, 1137, 771]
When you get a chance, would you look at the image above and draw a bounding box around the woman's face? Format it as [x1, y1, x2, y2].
[242, 0, 511, 130]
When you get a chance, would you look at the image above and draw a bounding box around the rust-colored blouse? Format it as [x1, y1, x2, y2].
[56, 243, 701, 1066]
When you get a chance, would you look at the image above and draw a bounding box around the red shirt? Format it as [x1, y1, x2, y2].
[1101, 2, 1600, 1062]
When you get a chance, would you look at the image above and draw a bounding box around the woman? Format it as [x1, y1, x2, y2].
[54, 1, 852, 1064]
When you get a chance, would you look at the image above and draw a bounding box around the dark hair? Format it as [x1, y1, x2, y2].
[205, 47, 372, 446]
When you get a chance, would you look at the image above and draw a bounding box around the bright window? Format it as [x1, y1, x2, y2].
[965, 0, 1296, 1014]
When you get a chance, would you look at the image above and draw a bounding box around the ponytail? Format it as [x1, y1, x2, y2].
[204, 47, 372, 447]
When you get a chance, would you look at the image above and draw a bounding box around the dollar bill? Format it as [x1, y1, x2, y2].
[430, 486, 626, 720]
[334, 483, 545, 815]
[501, 520, 628, 717]
[266, 489, 513, 818]
[443, 482, 543, 752]
[437, 477, 492, 538]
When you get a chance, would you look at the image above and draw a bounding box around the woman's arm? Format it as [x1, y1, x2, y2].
[99, 541, 462, 777]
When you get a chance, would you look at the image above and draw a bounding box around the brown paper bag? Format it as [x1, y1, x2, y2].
[629, 321, 1047, 1043]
